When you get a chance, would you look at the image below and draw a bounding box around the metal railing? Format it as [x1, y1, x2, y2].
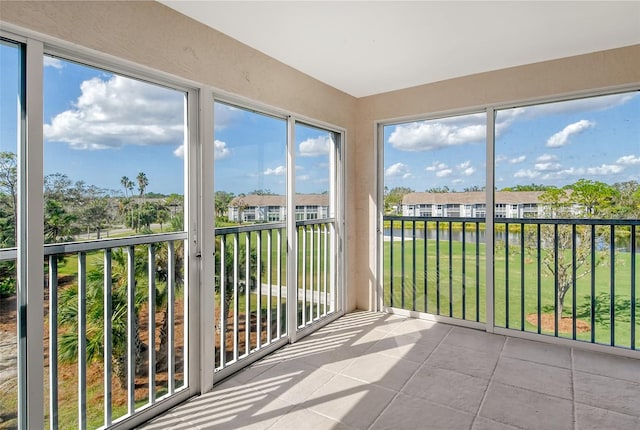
[495, 218, 638, 349]
[213, 219, 338, 372]
[384, 215, 639, 350]
[214, 223, 287, 370]
[384, 216, 484, 323]
[297, 219, 337, 328]
[0, 232, 189, 429]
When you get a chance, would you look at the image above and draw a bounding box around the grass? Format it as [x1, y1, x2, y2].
[383, 235, 640, 349]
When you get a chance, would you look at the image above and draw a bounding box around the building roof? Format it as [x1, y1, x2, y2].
[229, 194, 329, 207]
[402, 191, 546, 205]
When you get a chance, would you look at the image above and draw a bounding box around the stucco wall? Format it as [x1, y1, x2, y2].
[354, 45, 640, 310]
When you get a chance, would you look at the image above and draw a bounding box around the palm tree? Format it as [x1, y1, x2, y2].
[57, 248, 148, 389]
[44, 199, 76, 243]
[136, 172, 149, 232]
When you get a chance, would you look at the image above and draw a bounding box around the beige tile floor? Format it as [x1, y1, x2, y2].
[141, 312, 640, 430]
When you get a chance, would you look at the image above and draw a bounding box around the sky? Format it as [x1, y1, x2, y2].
[1, 42, 637, 197]
[384, 92, 640, 192]
[0, 44, 333, 197]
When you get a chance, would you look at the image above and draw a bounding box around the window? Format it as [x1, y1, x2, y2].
[494, 90, 640, 341]
[42, 54, 189, 424]
[0, 38, 21, 430]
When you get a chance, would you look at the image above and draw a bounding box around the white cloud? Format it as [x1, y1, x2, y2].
[540, 164, 624, 181]
[456, 161, 475, 176]
[586, 164, 624, 175]
[297, 174, 311, 181]
[452, 179, 463, 185]
[388, 117, 485, 152]
[214, 140, 230, 159]
[514, 169, 540, 179]
[436, 168, 453, 178]
[264, 165, 286, 176]
[173, 145, 184, 158]
[509, 155, 526, 164]
[462, 167, 476, 176]
[426, 161, 448, 171]
[534, 162, 562, 172]
[44, 56, 64, 69]
[385, 162, 412, 179]
[174, 139, 229, 160]
[546, 119, 595, 147]
[617, 154, 640, 165]
[44, 75, 184, 150]
[536, 154, 557, 162]
[495, 155, 508, 164]
[299, 135, 331, 157]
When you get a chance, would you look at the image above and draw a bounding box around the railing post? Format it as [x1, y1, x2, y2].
[78, 252, 87, 429]
[49, 255, 59, 430]
[103, 249, 112, 426]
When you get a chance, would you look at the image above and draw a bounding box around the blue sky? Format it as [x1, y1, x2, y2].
[1, 43, 637, 197]
[384, 92, 639, 191]
[0, 44, 332, 197]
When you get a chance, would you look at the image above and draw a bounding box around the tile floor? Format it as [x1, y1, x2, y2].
[141, 312, 640, 430]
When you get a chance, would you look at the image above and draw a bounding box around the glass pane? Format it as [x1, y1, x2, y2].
[495, 91, 640, 346]
[43, 55, 187, 426]
[0, 38, 21, 430]
[295, 123, 334, 326]
[213, 102, 287, 367]
[383, 112, 487, 321]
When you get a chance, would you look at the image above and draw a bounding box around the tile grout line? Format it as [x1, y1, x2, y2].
[267, 314, 403, 430]
[470, 335, 507, 429]
[366, 324, 454, 429]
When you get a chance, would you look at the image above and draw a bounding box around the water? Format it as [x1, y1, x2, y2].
[383, 225, 640, 253]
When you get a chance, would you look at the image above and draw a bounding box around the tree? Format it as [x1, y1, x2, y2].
[425, 186, 451, 193]
[610, 181, 640, 218]
[136, 172, 149, 198]
[214, 235, 258, 348]
[501, 183, 554, 192]
[531, 186, 609, 318]
[384, 186, 413, 214]
[567, 179, 619, 217]
[44, 199, 76, 243]
[0, 152, 17, 245]
[136, 172, 149, 232]
[215, 191, 235, 219]
[57, 248, 147, 388]
[463, 185, 485, 192]
[80, 197, 111, 239]
[249, 189, 274, 196]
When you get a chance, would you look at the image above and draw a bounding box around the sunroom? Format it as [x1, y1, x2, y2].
[0, 1, 639, 429]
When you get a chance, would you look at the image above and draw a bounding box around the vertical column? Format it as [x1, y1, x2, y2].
[18, 38, 44, 430]
[485, 108, 496, 333]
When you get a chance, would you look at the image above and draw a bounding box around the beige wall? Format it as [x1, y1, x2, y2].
[354, 45, 640, 310]
[2, 1, 639, 312]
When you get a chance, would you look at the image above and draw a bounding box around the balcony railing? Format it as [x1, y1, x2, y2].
[0, 232, 188, 429]
[213, 219, 338, 372]
[383, 215, 639, 350]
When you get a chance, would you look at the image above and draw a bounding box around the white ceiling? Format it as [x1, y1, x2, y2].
[160, 1, 640, 98]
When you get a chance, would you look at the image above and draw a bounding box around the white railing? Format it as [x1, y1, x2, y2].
[213, 219, 338, 372]
[0, 232, 189, 429]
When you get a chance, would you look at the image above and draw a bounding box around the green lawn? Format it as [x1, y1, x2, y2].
[383, 236, 640, 349]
